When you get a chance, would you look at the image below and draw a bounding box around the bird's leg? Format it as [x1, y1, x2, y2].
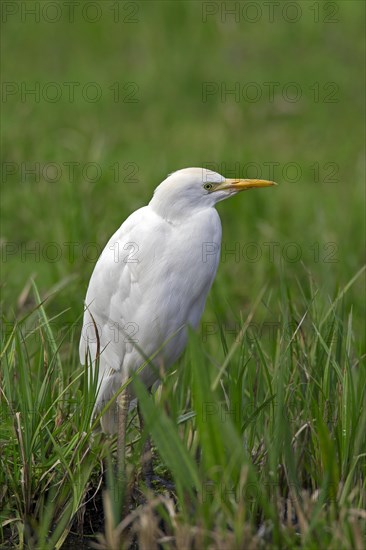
[137, 391, 174, 492]
[137, 402, 154, 485]
[116, 388, 130, 486]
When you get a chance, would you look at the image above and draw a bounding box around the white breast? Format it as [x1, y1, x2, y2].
[79, 205, 222, 419]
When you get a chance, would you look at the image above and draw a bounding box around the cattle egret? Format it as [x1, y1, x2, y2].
[79, 167, 276, 471]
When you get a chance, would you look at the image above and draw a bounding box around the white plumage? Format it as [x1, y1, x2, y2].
[79, 168, 275, 433]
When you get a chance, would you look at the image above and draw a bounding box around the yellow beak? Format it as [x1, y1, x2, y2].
[215, 178, 277, 192]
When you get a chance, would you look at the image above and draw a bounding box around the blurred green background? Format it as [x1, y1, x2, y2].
[1, 0, 365, 347]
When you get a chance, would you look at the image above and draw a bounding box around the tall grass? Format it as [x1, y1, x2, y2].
[0, 283, 106, 549]
[1, 271, 365, 548]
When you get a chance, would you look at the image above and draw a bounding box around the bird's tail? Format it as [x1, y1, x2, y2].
[92, 370, 137, 434]
[92, 371, 121, 434]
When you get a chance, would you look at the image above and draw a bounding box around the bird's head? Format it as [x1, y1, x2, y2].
[150, 167, 276, 222]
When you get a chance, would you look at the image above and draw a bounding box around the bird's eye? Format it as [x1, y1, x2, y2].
[203, 183, 213, 191]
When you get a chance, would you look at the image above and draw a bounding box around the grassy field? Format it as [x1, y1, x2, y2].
[1, 1, 365, 548]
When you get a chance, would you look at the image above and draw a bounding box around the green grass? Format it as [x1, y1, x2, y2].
[1, 1, 365, 548]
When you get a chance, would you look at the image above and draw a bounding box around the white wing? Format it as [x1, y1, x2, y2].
[79, 205, 221, 431]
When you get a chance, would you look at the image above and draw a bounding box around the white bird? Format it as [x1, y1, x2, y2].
[79, 168, 275, 468]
